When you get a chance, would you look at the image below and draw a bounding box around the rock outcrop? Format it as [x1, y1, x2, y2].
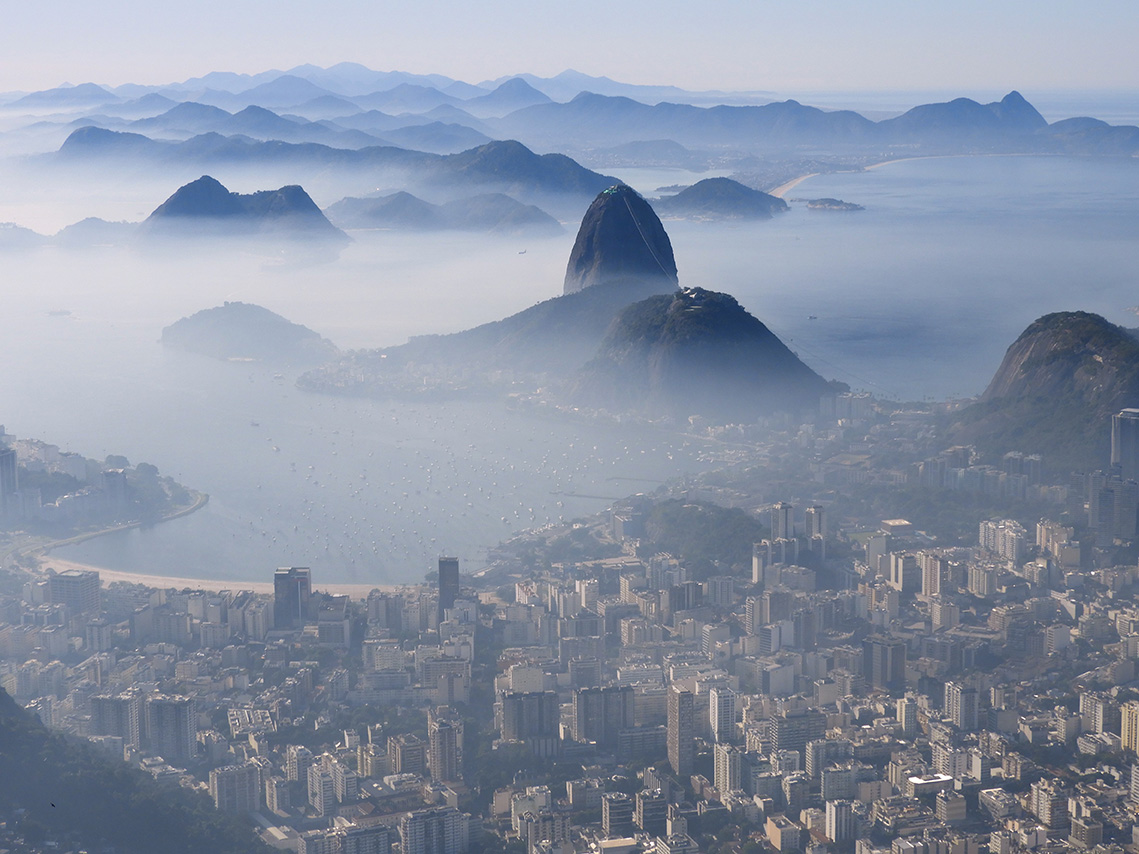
[563, 185, 678, 295]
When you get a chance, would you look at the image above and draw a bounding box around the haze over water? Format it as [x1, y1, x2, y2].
[2, 153, 1136, 583]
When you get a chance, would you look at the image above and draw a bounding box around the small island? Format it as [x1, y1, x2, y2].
[803, 197, 865, 211]
[161, 301, 340, 366]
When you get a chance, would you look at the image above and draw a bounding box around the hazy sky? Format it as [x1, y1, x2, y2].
[3, 0, 1136, 94]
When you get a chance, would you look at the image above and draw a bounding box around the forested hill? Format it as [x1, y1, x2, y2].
[0, 688, 269, 854]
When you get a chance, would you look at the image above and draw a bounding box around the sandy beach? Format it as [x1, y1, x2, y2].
[37, 555, 407, 599]
[769, 172, 819, 198]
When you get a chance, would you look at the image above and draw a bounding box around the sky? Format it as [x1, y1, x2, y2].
[2, 0, 1137, 95]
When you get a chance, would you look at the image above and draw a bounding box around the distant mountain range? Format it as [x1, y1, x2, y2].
[8, 68, 1138, 165]
[57, 132, 615, 210]
[325, 191, 561, 235]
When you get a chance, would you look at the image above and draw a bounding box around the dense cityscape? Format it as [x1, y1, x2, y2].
[4, 401, 1139, 854]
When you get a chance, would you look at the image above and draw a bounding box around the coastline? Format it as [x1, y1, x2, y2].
[38, 555, 405, 598]
[769, 172, 819, 198]
[13, 491, 411, 598]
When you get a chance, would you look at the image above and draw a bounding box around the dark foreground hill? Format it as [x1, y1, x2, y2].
[161, 301, 339, 365]
[653, 177, 788, 220]
[0, 687, 269, 854]
[569, 287, 831, 420]
[948, 311, 1139, 472]
[142, 175, 348, 241]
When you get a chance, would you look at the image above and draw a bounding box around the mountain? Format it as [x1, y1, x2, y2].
[440, 194, 562, 235]
[569, 287, 830, 420]
[326, 191, 560, 234]
[326, 191, 445, 229]
[563, 185, 677, 295]
[493, 92, 877, 151]
[8, 82, 119, 109]
[161, 301, 339, 364]
[462, 78, 553, 117]
[379, 121, 493, 154]
[479, 69, 776, 106]
[54, 217, 138, 246]
[653, 177, 788, 219]
[353, 83, 459, 113]
[142, 175, 347, 241]
[878, 91, 1047, 142]
[948, 311, 1139, 472]
[128, 102, 385, 148]
[57, 131, 612, 209]
[0, 687, 271, 854]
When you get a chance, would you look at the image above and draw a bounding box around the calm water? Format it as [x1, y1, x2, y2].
[1, 154, 1136, 582]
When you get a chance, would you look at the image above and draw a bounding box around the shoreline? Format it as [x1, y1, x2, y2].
[37, 555, 406, 598]
[769, 172, 819, 198]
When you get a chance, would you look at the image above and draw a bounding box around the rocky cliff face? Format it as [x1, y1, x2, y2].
[569, 287, 831, 420]
[950, 311, 1139, 470]
[563, 185, 678, 295]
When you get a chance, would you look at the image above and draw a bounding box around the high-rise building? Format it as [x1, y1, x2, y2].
[1122, 701, 1139, 753]
[145, 694, 196, 763]
[862, 634, 907, 691]
[945, 681, 979, 731]
[635, 789, 668, 836]
[273, 567, 312, 630]
[388, 733, 427, 776]
[210, 762, 261, 813]
[47, 569, 101, 616]
[805, 505, 825, 539]
[825, 800, 855, 844]
[571, 685, 634, 747]
[771, 709, 827, 760]
[667, 686, 695, 779]
[1112, 409, 1139, 481]
[0, 447, 17, 511]
[399, 806, 469, 854]
[428, 713, 461, 783]
[709, 686, 736, 744]
[90, 691, 142, 748]
[771, 502, 794, 540]
[602, 793, 634, 837]
[308, 765, 336, 817]
[437, 557, 460, 621]
[896, 696, 918, 736]
[500, 691, 559, 757]
[713, 742, 741, 794]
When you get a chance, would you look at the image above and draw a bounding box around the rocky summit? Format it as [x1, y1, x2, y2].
[563, 184, 678, 295]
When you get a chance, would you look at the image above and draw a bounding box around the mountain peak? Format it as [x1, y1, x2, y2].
[563, 184, 678, 295]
